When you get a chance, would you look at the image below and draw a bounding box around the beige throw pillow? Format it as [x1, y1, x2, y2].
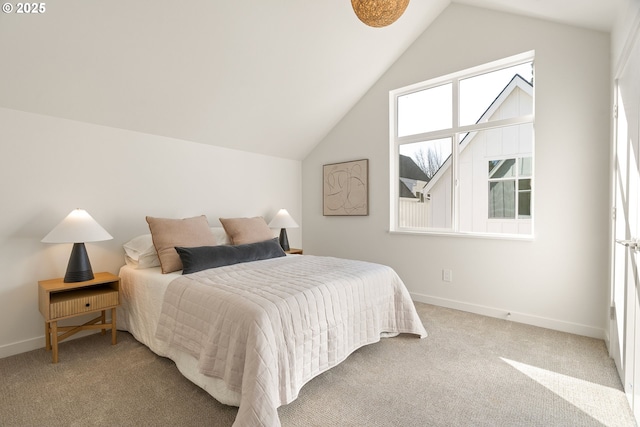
[219, 216, 275, 245]
[146, 215, 217, 273]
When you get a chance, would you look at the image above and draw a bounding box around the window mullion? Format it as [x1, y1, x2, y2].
[397, 116, 533, 146]
[390, 93, 399, 229]
[515, 162, 520, 218]
[452, 79, 460, 232]
[397, 130, 455, 145]
[458, 115, 534, 134]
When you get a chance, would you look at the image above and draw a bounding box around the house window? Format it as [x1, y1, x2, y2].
[390, 52, 534, 238]
[488, 157, 532, 219]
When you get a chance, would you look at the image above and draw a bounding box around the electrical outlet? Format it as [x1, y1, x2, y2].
[442, 269, 452, 282]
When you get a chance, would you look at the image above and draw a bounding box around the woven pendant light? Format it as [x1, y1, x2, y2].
[351, 0, 410, 28]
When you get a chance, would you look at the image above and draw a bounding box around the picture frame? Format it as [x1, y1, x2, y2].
[323, 159, 369, 216]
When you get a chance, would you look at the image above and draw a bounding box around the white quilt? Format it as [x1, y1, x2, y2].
[154, 255, 427, 427]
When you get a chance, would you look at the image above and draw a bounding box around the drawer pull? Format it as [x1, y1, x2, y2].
[85, 303, 90, 307]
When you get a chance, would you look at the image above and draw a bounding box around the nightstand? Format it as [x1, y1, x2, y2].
[285, 248, 303, 255]
[38, 272, 120, 363]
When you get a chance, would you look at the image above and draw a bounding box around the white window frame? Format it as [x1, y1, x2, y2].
[389, 51, 535, 239]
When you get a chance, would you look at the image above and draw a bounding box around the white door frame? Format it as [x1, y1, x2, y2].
[611, 21, 640, 416]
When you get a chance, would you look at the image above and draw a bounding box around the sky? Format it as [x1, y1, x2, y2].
[460, 62, 533, 125]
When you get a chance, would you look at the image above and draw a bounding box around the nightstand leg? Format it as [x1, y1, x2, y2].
[101, 310, 106, 335]
[111, 308, 117, 345]
[44, 322, 51, 351]
[51, 321, 58, 364]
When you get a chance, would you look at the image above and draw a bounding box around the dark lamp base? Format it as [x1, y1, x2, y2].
[64, 243, 95, 283]
[279, 228, 290, 252]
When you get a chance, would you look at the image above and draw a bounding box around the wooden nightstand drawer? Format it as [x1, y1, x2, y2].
[38, 272, 120, 363]
[50, 286, 119, 319]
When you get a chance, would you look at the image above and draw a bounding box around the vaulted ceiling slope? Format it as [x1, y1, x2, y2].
[0, 0, 625, 160]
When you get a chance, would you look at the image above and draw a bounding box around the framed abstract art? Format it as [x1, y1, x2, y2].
[323, 159, 369, 216]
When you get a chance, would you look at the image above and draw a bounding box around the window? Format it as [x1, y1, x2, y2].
[488, 157, 532, 219]
[390, 52, 534, 237]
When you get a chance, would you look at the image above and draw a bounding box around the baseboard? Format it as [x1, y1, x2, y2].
[412, 293, 606, 340]
[0, 328, 106, 359]
[0, 317, 114, 360]
[0, 336, 44, 359]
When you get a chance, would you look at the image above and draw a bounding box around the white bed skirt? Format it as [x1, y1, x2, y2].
[116, 265, 242, 406]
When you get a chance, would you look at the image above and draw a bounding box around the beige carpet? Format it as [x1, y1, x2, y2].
[0, 303, 635, 427]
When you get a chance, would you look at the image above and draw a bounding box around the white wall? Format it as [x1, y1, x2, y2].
[302, 4, 611, 338]
[0, 107, 302, 357]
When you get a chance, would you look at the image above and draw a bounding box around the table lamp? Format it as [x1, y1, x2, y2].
[42, 209, 113, 283]
[268, 209, 299, 251]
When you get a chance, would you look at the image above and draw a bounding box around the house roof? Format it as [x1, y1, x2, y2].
[399, 155, 431, 181]
[399, 180, 417, 198]
[475, 74, 532, 125]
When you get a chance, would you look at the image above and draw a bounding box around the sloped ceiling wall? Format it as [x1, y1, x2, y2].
[0, 0, 447, 160]
[0, 0, 624, 160]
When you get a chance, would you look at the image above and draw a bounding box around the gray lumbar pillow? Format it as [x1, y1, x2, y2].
[175, 238, 286, 274]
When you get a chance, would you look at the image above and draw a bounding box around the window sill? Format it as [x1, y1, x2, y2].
[389, 229, 535, 242]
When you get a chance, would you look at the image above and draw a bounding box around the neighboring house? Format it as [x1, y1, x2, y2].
[399, 154, 431, 228]
[399, 74, 534, 234]
[399, 154, 430, 199]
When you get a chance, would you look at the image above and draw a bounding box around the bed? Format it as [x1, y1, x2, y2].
[116, 217, 427, 427]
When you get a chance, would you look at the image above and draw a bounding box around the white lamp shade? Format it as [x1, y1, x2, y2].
[268, 209, 299, 229]
[42, 209, 113, 243]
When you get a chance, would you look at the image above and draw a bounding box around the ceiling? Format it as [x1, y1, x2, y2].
[0, 0, 625, 160]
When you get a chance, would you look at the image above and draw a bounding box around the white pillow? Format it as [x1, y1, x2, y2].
[211, 227, 231, 245]
[123, 234, 160, 268]
[122, 227, 230, 269]
[122, 234, 153, 261]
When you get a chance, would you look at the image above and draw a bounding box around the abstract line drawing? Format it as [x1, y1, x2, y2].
[323, 159, 368, 216]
